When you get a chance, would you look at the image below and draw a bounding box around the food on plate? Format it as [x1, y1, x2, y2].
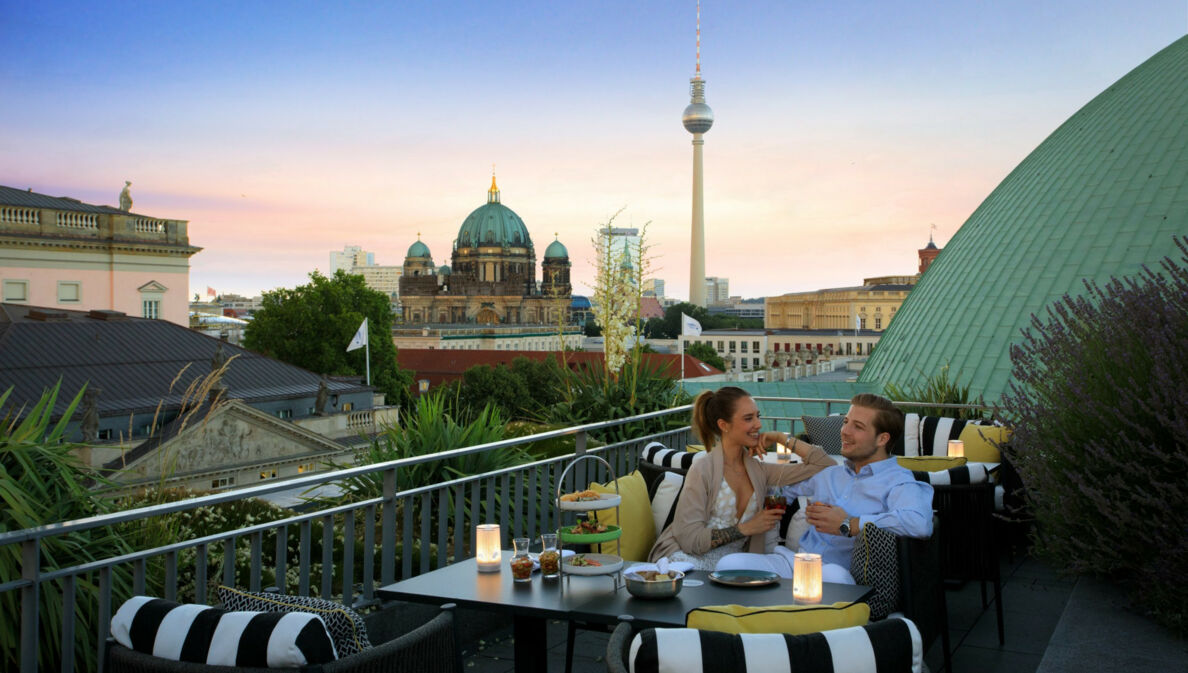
[560, 490, 601, 502]
[567, 520, 608, 535]
[568, 554, 602, 567]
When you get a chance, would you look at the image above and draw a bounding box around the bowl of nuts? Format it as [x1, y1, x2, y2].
[624, 569, 685, 599]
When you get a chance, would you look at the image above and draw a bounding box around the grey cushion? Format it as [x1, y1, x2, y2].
[801, 415, 845, 454]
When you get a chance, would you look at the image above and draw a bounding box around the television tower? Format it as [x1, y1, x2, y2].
[683, 0, 713, 307]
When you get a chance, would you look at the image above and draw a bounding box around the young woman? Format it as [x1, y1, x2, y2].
[648, 386, 834, 568]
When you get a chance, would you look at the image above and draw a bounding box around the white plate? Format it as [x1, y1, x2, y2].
[561, 553, 623, 575]
[558, 493, 621, 511]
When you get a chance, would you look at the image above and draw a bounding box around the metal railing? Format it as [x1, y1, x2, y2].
[0, 395, 992, 672]
[0, 404, 692, 673]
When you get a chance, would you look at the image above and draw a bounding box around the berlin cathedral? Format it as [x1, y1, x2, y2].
[399, 176, 572, 325]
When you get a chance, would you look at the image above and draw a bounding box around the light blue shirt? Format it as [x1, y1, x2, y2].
[782, 457, 934, 568]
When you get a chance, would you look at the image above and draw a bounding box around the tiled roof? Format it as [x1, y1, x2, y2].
[0, 304, 370, 418]
[861, 35, 1188, 402]
[0, 184, 150, 217]
[396, 349, 723, 390]
[680, 380, 880, 426]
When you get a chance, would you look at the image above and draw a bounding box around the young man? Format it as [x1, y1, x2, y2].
[716, 393, 934, 583]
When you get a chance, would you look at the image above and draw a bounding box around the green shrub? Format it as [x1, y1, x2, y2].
[884, 363, 988, 420]
[1001, 236, 1188, 636]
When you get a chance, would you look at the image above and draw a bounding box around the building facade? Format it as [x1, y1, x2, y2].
[704, 276, 730, 305]
[642, 278, 665, 299]
[398, 177, 571, 325]
[391, 325, 583, 351]
[0, 184, 199, 325]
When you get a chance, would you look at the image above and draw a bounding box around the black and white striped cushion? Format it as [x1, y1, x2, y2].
[641, 442, 700, 470]
[911, 463, 990, 485]
[217, 586, 371, 657]
[916, 417, 985, 457]
[628, 617, 922, 673]
[111, 596, 337, 667]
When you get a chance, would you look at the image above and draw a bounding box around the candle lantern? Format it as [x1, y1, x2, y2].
[793, 553, 823, 603]
[947, 440, 965, 458]
[476, 524, 501, 572]
[775, 442, 791, 463]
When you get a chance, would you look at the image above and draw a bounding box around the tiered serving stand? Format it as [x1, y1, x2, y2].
[554, 454, 624, 590]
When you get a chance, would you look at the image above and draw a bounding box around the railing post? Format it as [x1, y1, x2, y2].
[381, 466, 398, 585]
[20, 539, 39, 673]
[574, 430, 588, 494]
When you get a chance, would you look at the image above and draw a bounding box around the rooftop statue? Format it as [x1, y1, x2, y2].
[119, 181, 132, 212]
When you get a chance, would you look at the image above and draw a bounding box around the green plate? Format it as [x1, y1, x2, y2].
[558, 524, 622, 544]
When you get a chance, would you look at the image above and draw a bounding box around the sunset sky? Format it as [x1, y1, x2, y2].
[2, 1, 1185, 300]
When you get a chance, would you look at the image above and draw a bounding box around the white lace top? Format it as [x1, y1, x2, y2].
[669, 477, 760, 570]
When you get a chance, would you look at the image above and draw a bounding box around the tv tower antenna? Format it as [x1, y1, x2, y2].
[683, 1, 714, 306]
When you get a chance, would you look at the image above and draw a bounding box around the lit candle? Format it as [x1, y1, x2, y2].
[476, 524, 501, 572]
[947, 440, 965, 458]
[775, 442, 791, 463]
[793, 553, 822, 603]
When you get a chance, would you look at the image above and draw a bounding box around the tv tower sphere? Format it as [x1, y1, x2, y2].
[683, 80, 714, 134]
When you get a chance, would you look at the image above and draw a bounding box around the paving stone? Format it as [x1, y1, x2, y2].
[951, 644, 1043, 673]
[965, 605, 1057, 655]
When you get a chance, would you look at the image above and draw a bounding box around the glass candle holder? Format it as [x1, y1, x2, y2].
[793, 552, 822, 603]
[947, 439, 965, 458]
[476, 524, 501, 572]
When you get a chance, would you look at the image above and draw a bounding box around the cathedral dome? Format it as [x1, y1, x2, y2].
[860, 36, 1188, 402]
[407, 239, 431, 259]
[438, 264, 451, 275]
[544, 236, 568, 259]
[456, 176, 533, 249]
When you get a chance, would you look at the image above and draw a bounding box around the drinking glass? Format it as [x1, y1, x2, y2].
[539, 533, 560, 579]
[764, 486, 787, 511]
[511, 537, 533, 582]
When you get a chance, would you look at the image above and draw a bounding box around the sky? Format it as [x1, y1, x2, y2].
[2, 1, 1185, 301]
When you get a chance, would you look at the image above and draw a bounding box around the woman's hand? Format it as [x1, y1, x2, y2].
[738, 507, 784, 537]
[748, 431, 787, 458]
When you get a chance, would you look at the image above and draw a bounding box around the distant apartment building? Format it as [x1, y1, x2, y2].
[330, 244, 402, 309]
[0, 184, 200, 325]
[704, 276, 730, 305]
[708, 298, 765, 319]
[642, 278, 665, 298]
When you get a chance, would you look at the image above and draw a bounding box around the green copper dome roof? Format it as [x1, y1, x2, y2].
[860, 36, 1188, 403]
[456, 176, 533, 249]
[544, 238, 568, 259]
[438, 264, 451, 275]
[407, 240, 431, 258]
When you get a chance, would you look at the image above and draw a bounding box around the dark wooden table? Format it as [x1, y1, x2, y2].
[377, 554, 873, 673]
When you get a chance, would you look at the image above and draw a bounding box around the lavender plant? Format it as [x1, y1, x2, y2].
[1002, 235, 1188, 635]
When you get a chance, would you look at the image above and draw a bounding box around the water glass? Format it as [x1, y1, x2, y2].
[539, 533, 560, 579]
[510, 536, 533, 582]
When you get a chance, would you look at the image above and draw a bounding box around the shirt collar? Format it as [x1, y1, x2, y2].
[843, 455, 898, 476]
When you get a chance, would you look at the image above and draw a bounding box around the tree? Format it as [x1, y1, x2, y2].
[685, 341, 726, 371]
[243, 270, 414, 407]
[657, 302, 710, 338]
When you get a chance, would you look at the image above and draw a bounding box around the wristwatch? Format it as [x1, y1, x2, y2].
[838, 518, 852, 537]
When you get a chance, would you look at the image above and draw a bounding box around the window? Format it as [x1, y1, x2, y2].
[728, 341, 736, 353]
[297, 462, 316, 474]
[138, 280, 167, 321]
[740, 341, 748, 353]
[859, 318, 867, 329]
[259, 469, 278, 480]
[3, 279, 29, 302]
[276, 409, 293, 419]
[683, 340, 690, 350]
[342, 402, 354, 412]
[57, 281, 81, 303]
[142, 299, 160, 319]
[211, 476, 236, 489]
[753, 341, 760, 351]
[752, 358, 759, 367]
[98, 428, 112, 440]
[716, 341, 724, 351]
[875, 306, 882, 313]
[875, 317, 882, 329]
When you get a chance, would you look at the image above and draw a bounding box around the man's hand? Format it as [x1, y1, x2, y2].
[805, 501, 850, 536]
[738, 507, 784, 537]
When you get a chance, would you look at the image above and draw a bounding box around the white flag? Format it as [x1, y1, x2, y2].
[681, 312, 702, 336]
[855, 314, 861, 331]
[347, 318, 368, 352]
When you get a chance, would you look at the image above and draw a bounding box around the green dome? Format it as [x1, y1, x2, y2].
[457, 202, 532, 249]
[860, 36, 1188, 403]
[407, 240, 431, 258]
[438, 264, 451, 275]
[544, 238, 568, 259]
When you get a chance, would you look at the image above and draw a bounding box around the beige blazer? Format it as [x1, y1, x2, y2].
[648, 443, 834, 562]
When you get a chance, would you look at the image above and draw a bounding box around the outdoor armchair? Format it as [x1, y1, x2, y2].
[106, 603, 461, 673]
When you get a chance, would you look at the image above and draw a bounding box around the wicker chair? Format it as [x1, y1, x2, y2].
[106, 604, 461, 673]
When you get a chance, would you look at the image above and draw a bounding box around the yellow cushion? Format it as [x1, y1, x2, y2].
[896, 455, 967, 472]
[687, 444, 707, 453]
[958, 424, 1010, 463]
[687, 602, 870, 635]
[589, 471, 654, 562]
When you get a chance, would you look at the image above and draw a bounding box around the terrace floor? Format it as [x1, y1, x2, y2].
[459, 549, 1072, 673]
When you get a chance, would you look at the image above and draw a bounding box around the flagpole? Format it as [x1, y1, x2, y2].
[365, 336, 371, 386]
[679, 335, 686, 391]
